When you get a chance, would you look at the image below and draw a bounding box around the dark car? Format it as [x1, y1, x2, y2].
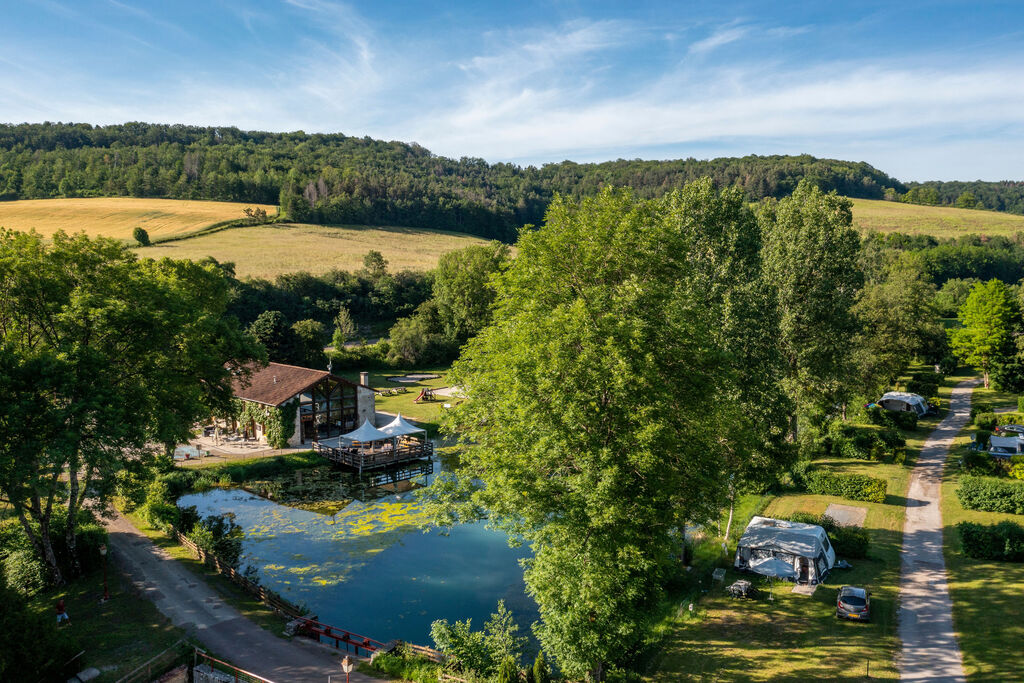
[836, 586, 870, 621]
[997, 424, 1024, 437]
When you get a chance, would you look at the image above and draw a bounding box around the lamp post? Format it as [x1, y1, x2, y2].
[99, 543, 110, 602]
[341, 655, 354, 683]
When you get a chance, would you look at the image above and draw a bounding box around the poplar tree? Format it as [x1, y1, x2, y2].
[760, 180, 863, 442]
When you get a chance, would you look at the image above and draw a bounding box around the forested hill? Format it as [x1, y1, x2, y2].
[0, 121, 904, 241]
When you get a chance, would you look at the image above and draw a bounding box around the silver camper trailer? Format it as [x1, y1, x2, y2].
[734, 516, 837, 585]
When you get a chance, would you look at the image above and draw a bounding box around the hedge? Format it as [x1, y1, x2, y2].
[786, 513, 870, 559]
[867, 406, 917, 431]
[805, 470, 887, 503]
[958, 521, 1024, 561]
[975, 412, 997, 431]
[906, 380, 939, 399]
[956, 476, 1024, 514]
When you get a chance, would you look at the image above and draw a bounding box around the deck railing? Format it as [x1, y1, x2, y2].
[313, 439, 434, 472]
[295, 617, 386, 657]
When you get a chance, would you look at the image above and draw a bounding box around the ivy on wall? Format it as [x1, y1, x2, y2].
[231, 399, 298, 449]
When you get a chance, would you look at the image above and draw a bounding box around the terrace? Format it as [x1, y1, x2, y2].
[313, 414, 433, 473]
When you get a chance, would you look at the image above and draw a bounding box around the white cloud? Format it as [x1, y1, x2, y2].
[688, 24, 749, 55]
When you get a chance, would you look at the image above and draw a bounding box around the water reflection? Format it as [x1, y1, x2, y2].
[178, 462, 533, 645]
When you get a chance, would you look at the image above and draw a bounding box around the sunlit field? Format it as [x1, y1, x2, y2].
[135, 223, 493, 278]
[851, 198, 1024, 238]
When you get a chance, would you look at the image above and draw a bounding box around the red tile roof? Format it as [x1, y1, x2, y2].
[232, 362, 363, 406]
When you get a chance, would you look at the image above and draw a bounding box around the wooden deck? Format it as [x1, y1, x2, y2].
[312, 440, 434, 472]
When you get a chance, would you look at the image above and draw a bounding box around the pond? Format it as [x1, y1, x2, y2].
[177, 464, 533, 646]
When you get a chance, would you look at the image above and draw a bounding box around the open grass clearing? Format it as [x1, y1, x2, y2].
[851, 198, 1024, 238]
[339, 367, 453, 433]
[134, 223, 494, 279]
[0, 197, 275, 241]
[26, 567, 188, 682]
[941, 389, 1024, 680]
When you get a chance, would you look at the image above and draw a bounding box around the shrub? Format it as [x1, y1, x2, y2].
[971, 403, 994, 422]
[957, 476, 1024, 514]
[975, 429, 992, 448]
[996, 412, 1024, 426]
[906, 380, 939, 399]
[911, 370, 944, 385]
[790, 460, 813, 489]
[133, 226, 150, 246]
[366, 652, 440, 683]
[805, 470, 887, 503]
[938, 355, 958, 375]
[3, 549, 48, 596]
[866, 406, 917, 431]
[961, 451, 1001, 476]
[888, 410, 918, 431]
[1018, 396, 1024, 414]
[975, 412, 998, 431]
[958, 520, 1024, 561]
[497, 658, 518, 683]
[157, 470, 197, 499]
[891, 448, 907, 465]
[533, 652, 551, 683]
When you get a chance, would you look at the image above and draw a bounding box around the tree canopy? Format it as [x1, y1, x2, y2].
[425, 184, 792, 678]
[0, 230, 262, 583]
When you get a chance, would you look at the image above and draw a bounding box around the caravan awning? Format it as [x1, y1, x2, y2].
[748, 556, 799, 580]
[379, 413, 426, 437]
[340, 419, 389, 443]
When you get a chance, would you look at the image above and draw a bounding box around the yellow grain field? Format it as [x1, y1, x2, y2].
[0, 197, 277, 240]
[851, 198, 1024, 238]
[134, 223, 492, 278]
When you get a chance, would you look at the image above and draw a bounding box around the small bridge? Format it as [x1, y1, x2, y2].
[295, 617, 386, 657]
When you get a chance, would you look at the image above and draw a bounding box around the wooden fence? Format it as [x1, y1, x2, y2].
[171, 528, 308, 620]
[403, 642, 446, 664]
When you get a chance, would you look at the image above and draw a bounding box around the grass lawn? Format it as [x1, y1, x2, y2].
[340, 367, 454, 434]
[27, 567, 188, 682]
[940, 392, 1024, 680]
[646, 366, 960, 681]
[123, 511, 291, 636]
[0, 197, 275, 241]
[850, 198, 1024, 238]
[135, 223, 492, 279]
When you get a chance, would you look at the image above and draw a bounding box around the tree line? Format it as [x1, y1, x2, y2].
[900, 180, 1024, 214]
[0, 122, 904, 241]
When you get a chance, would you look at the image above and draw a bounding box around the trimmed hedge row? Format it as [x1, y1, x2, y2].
[956, 476, 1024, 514]
[958, 521, 1024, 561]
[788, 513, 871, 559]
[805, 470, 887, 503]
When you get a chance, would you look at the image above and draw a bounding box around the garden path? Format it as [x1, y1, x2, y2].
[106, 512, 374, 682]
[897, 379, 978, 681]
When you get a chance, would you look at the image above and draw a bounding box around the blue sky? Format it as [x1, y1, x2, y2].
[3, 0, 1023, 180]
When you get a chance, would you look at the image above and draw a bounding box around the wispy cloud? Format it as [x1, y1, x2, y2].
[688, 24, 749, 55]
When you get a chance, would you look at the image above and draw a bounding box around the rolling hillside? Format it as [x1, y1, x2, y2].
[133, 223, 492, 279]
[851, 198, 1024, 237]
[0, 197, 275, 240]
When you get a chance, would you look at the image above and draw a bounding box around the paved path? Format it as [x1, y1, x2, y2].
[898, 379, 978, 682]
[106, 513, 374, 682]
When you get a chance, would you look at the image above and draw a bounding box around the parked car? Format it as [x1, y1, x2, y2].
[996, 424, 1024, 437]
[836, 586, 871, 621]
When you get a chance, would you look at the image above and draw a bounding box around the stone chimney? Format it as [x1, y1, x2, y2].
[359, 371, 370, 386]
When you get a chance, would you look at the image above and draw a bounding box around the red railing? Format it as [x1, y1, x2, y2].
[296, 617, 387, 657]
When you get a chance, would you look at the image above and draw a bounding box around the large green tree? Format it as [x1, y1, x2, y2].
[853, 263, 941, 397]
[0, 230, 262, 583]
[433, 241, 512, 343]
[425, 184, 785, 679]
[761, 180, 863, 443]
[950, 279, 1015, 387]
